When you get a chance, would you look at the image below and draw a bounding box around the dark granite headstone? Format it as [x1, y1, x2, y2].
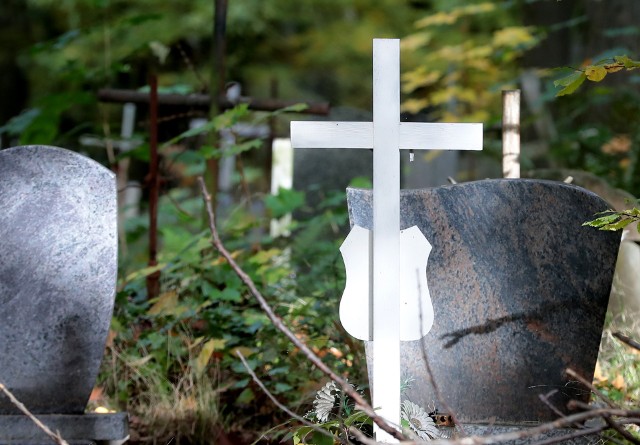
[0, 146, 127, 443]
[347, 179, 620, 424]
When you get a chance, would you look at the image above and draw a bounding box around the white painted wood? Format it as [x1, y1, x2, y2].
[291, 122, 373, 149]
[339, 225, 373, 341]
[502, 90, 521, 178]
[289, 38, 484, 443]
[399, 226, 433, 340]
[291, 121, 483, 151]
[399, 122, 483, 151]
[372, 38, 401, 443]
[270, 138, 294, 237]
[339, 225, 433, 342]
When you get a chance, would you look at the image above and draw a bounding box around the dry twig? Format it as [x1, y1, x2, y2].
[197, 177, 405, 441]
[0, 382, 69, 445]
[565, 368, 616, 409]
[538, 390, 575, 423]
[568, 400, 640, 445]
[235, 351, 349, 445]
[613, 332, 640, 351]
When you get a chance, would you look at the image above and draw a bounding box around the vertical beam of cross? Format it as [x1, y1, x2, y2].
[290, 38, 482, 442]
[371, 39, 401, 442]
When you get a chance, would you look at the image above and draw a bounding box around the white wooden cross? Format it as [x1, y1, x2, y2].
[291, 39, 482, 442]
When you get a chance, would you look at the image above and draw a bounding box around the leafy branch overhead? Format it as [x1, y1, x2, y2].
[554, 55, 640, 96]
[583, 206, 640, 233]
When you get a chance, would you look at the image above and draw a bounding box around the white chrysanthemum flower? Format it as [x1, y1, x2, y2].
[313, 381, 339, 422]
[401, 400, 440, 440]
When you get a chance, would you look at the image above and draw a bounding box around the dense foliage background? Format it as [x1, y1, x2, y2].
[1, 1, 639, 443]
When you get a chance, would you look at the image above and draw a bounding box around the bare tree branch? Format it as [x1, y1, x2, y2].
[538, 390, 574, 422]
[566, 368, 616, 409]
[197, 177, 406, 441]
[568, 400, 640, 445]
[603, 415, 640, 445]
[613, 332, 640, 351]
[235, 351, 350, 445]
[0, 382, 69, 445]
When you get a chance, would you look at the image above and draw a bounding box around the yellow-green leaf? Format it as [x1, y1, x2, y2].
[231, 346, 254, 358]
[128, 355, 153, 367]
[195, 338, 226, 374]
[615, 55, 640, 70]
[492, 26, 536, 49]
[148, 290, 179, 315]
[602, 218, 634, 231]
[124, 263, 165, 283]
[415, 11, 459, 28]
[585, 65, 607, 82]
[415, 2, 495, 28]
[554, 71, 587, 96]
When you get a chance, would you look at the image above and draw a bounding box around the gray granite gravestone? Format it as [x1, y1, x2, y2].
[0, 146, 128, 443]
[347, 179, 620, 426]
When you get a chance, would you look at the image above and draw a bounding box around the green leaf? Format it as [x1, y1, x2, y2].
[223, 139, 263, 157]
[198, 145, 217, 159]
[236, 387, 255, 405]
[0, 108, 41, 136]
[293, 426, 313, 444]
[165, 120, 217, 145]
[213, 103, 251, 130]
[583, 213, 620, 227]
[312, 430, 334, 445]
[163, 104, 251, 146]
[624, 207, 640, 217]
[554, 71, 587, 96]
[265, 188, 305, 218]
[601, 218, 634, 231]
[207, 287, 242, 302]
[615, 55, 640, 70]
[274, 382, 293, 393]
[344, 410, 370, 427]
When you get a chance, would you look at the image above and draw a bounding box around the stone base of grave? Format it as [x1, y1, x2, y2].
[0, 412, 128, 445]
[459, 423, 598, 445]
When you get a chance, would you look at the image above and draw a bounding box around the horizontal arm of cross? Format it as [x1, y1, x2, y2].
[291, 121, 482, 151]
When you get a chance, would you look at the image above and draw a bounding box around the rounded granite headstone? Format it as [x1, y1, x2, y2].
[347, 179, 620, 423]
[0, 146, 117, 414]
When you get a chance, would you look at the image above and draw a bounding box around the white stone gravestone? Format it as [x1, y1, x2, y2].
[290, 39, 482, 441]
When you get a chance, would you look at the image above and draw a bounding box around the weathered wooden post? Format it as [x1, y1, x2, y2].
[502, 90, 521, 178]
